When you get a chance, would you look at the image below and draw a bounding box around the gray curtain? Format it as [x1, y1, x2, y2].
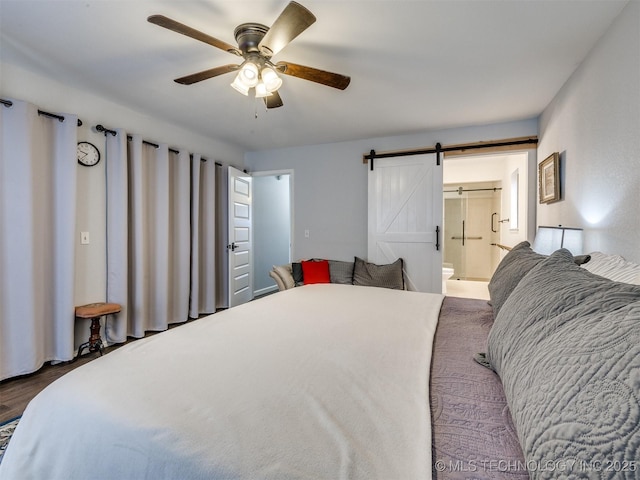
[0, 99, 77, 380]
[215, 164, 229, 309]
[106, 132, 192, 341]
[189, 154, 217, 318]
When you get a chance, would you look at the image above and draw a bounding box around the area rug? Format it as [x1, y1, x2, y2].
[0, 417, 20, 465]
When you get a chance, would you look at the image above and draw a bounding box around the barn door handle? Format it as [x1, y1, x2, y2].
[227, 242, 237, 252]
[435, 226, 440, 251]
[491, 212, 498, 232]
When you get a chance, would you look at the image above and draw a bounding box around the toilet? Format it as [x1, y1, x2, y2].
[442, 263, 455, 294]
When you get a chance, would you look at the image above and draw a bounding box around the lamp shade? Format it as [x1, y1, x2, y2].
[230, 73, 250, 96]
[254, 81, 272, 98]
[261, 66, 283, 93]
[238, 61, 259, 87]
[532, 226, 583, 255]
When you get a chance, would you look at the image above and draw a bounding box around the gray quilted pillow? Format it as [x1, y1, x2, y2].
[353, 257, 404, 290]
[328, 260, 354, 284]
[488, 241, 546, 316]
[488, 249, 640, 474]
[488, 242, 591, 317]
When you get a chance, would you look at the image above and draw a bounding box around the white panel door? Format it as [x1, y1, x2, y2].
[368, 154, 443, 293]
[228, 167, 253, 307]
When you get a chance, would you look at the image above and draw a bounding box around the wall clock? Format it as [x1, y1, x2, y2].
[77, 141, 101, 167]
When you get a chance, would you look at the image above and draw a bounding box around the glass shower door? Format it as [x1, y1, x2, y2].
[444, 183, 501, 281]
[444, 191, 468, 280]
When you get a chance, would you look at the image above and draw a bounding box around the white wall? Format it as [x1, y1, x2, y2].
[1, 61, 245, 347]
[245, 119, 538, 262]
[504, 152, 538, 251]
[537, 0, 640, 263]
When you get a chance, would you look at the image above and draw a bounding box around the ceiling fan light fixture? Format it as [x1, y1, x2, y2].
[238, 61, 259, 87]
[230, 73, 250, 96]
[261, 66, 283, 93]
[254, 81, 272, 98]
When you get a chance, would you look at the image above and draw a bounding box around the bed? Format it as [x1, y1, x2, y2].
[2, 245, 639, 480]
[1, 285, 444, 479]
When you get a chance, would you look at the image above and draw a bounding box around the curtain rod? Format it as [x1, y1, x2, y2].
[363, 137, 538, 166]
[95, 124, 220, 164]
[1, 98, 83, 127]
[96, 124, 181, 153]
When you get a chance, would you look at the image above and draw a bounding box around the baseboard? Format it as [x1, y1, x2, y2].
[254, 285, 278, 298]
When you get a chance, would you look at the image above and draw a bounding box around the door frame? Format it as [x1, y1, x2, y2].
[251, 169, 295, 297]
[442, 150, 536, 272]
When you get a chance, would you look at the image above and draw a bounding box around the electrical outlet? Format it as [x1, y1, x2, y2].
[80, 231, 90, 245]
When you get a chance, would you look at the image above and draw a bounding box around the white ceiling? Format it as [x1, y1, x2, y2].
[0, 0, 628, 152]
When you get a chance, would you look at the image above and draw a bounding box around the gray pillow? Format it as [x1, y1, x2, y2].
[486, 249, 640, 471]
[291, 262, 304, 286]
[488, 248, 640, 372]
[353, 257, 404, 290]
[488, 243, 592, 317]
[488, 241, 546, 316]
[328, 260, 354, 284]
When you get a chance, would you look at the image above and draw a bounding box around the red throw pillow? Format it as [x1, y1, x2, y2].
[301, 260, 331, 284]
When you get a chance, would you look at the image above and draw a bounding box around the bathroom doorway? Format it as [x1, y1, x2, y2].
[442, 151, 535, 297]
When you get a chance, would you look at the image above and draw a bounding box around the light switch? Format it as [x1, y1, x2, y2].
[81, 231, 90, 245]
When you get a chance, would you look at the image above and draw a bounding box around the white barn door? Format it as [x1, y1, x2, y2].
[228, 167, 253, 307]
[368, 154, 443, 293]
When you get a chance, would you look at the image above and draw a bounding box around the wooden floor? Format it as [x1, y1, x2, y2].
[0, 314, 212, 424]
[0, 343, 124, 424]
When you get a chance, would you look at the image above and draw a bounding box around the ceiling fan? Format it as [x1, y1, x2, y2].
[148, 1, 351, 109]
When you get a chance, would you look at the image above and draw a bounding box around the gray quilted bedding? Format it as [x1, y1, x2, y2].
[430, 296, 528, 479]
[487, 249, 640, 479]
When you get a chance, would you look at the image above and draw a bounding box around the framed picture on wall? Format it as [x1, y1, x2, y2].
[539, 152, 560, 204]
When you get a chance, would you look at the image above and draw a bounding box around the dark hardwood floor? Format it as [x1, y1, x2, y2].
[0, 314, 214, 424]
[0, 344, 124, 424]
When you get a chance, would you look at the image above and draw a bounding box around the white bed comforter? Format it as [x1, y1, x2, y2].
[0, 284, 443, 480]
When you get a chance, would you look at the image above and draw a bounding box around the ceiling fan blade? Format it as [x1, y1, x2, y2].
[276, 61, 351, 90]
[174, 65, 240, 85]
[148, 15, 241, 56]
[258, 2, 316, 57]
[264, 91, 284, 109]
